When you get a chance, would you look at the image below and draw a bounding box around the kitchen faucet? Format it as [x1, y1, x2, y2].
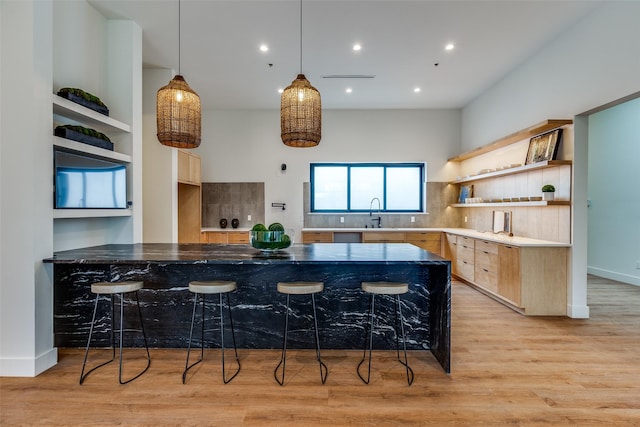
[369, 197, 382, 228]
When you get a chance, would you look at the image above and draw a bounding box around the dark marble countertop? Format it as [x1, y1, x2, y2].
[44, 243, 449, 265]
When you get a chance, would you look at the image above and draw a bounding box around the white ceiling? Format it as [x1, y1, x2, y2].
[88, 0, 602, 110]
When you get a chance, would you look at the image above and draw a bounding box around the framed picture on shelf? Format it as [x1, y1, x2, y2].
[525, 129, 563, 165]
[458, 185, 473, 203]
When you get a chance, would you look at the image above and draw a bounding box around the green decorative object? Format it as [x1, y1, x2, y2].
[54, 124, 113, 151]
[57, 88, 109, 116]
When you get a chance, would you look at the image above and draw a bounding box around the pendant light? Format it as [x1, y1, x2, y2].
[157, 0, 201, 148]
[280, 0, 321, 147]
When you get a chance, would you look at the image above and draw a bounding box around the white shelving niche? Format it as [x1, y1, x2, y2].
[52, 93, 132, 219]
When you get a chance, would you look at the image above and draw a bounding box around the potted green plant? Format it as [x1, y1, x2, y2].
[542, 184, 556, 201]
[57, 88, 109, 116]
[54, 124, 113, 150]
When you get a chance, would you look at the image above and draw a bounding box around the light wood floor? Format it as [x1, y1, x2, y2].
[2, 275, 640, 426]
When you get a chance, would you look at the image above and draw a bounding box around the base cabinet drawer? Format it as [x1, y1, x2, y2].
[405, 232, 441, 254]
[227, 231, 249, 244]
[302, 231, 333, 243]
[474, 265, 498, 292]
[456, 259, 474, 281]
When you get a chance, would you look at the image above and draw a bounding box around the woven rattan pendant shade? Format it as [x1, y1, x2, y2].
[157, 75, 201, 148]
[280, 74, 321, 147]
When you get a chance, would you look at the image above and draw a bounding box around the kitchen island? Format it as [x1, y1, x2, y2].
[45, 243, 451, 373]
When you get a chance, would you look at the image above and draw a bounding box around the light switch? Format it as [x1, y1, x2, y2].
[247, 214, 252, 221]
[340, 217, 344, 223]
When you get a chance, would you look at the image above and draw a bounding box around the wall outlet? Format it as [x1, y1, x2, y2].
[340, 216, 344, 223]
[411, 216, 415, 223]
[247, 214, 252, 221]
[636, 261, 640, 269]
[464, 216, 468, 223]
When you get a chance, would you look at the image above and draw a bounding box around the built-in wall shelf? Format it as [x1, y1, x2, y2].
[450, 160, 572, 184]
[451, 200, 571, 208]
[53, 209, 132, 219]
[53, 136, 131, 163]
[52, 94, 131, 133]
[448, 119, 573, 162]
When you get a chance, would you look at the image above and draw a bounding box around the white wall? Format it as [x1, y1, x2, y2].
[193, 109, 461, 235]
[461, 2, 640, 151]
[52, 3, 143, 250]
[1, 0, 56, 376]
[459, 1, 640, 318]
[1, 0, 142, 375]
[588, 98, 640, 285]
[142, 68, 178, 243]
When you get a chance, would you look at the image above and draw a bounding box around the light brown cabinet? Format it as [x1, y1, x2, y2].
[301, 230, 443, 255]
[178, 150, 201, 185]
[177, 151, 201, 243]
[302, 231, 334, 243]
[450, 234, 567, 315]
[498, 245, 521, 306]
[456, 236, 475, 282]
[405, 232, 441, 254]
[474, 240, 498, 293]
[200, 230, 249, 244]
[362, 231, 405, 243]
[443, 233, 458, 275]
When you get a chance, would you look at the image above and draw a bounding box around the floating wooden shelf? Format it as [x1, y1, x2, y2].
[451, 201, 571, 208]
[448, 119, 572, 162]
[450, 160, 572, 184]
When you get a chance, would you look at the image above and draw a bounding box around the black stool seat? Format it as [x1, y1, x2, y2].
[274, 281, 328, 385]
[357, 281, 414, 386]
[183, 280, 241, 384]
[80, 281, 151, 385]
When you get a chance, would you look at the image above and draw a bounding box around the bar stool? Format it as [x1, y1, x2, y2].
[80, 281, 151, 385]
[183, 280, 241, 384]
[357, 281, 414, 386]
[274, 281, 328, 386]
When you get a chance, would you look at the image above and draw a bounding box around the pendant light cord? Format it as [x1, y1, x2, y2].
[178, 0, 181, 75]
[299, 0, 303, 74]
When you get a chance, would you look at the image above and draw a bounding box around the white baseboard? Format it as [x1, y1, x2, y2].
[587, 267, 640, 286]
[566, 304, 590, 319]
[0, 347, 58, 377]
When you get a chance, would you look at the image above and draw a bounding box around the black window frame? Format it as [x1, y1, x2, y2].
[310, 162, 425, 213]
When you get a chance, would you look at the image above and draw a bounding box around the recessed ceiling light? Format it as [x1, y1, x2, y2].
[352, 43, 362, 52]
[414, 87, 421, 93]
[260, 44, 269, 52]
[445, 43, 455, 51]
[346, 88, 352, 93]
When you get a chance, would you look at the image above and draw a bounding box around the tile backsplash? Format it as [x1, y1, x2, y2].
[303, 182, 460, 228]
[202, 183, 265, 228]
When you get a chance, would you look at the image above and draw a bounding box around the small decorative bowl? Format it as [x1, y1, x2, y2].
[249, 230, 293, 252]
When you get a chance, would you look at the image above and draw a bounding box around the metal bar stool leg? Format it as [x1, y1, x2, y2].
[80, 294, 116, 385]
[183, 293, 205, 383]
[311, 293, 328, 384]
[221, 293, 241, 384]
[357, 293, 376, 384]
[395, 295, 414, 386]
[119, 290, 151, 385]
[274, 294, 290, 386]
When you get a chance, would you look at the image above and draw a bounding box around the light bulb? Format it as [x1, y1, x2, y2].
[298, 90, 304, 102]
[176, 91, 183, 102]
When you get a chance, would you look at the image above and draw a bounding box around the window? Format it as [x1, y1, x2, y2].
[310, 163, 425, 212]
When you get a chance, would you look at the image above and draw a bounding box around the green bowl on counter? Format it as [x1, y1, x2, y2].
[249, 230, 293, 252]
